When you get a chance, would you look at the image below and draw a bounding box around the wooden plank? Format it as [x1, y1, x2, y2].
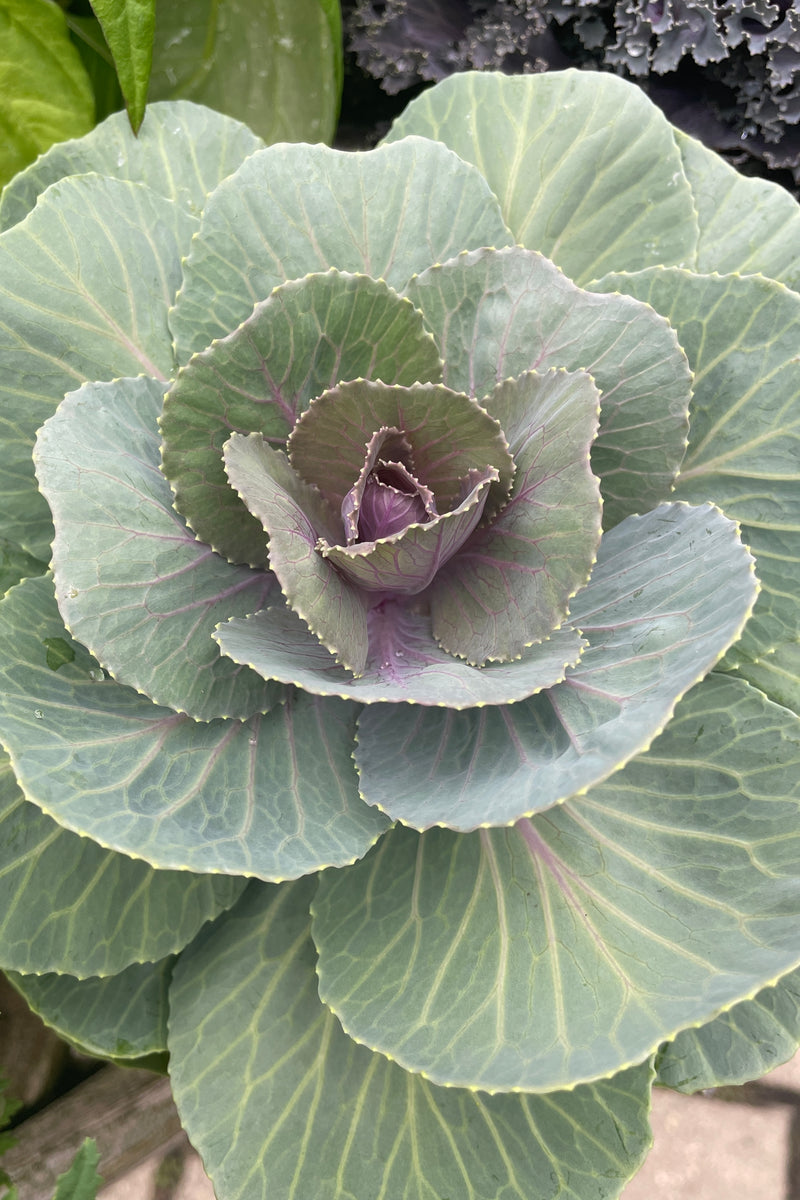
[2, 1065, 181, 1199]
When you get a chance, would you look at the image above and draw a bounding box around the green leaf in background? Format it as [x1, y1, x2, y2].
[168, 879, 653, 1200]
[384, 69, 699, 285]
[0, 751, 246, 977]
[0, 101, 263, 231]
[677, 130, 800, 292]
[6, 956, 172, 1061]
[316, 674, 800, 1093]
[90, 0, 155, 134]
[52, 1138, 102, 1200]
[0, 538, 45, 597]
[0, 577, 389, 878]
[0, 0, 94, 191]
[731, 641, 800, 717]
[148, 0, 341, 146]
[170, 138, 514, 361]
[64, 13, 124, 125]
[591, 269, 800, 666]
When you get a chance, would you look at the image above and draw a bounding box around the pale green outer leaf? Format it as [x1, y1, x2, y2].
[169, 878, 653, 1200]
[289, 378, 512, 518]
[149, 0, 339, 146]
[52, 1139, 102, 1200]
[35, 376, 284, 723]
[0, 0, 94, 191]
[383, 69, 698, 286]
[731, 641, 800, 718]
[676, 130, 800, 291]
[5, 956, 172, 1060]
[0, 752, 245, 977]
[0, 174, 196, 561]
[590, 268, 800, 664]
[222, 436, 370, 674]
[321, 471, 496, 597]
[215, 593, 585, 707]
[656, 966, 800, 1093]
[405, 246, 692, 527]
[162, 272, 443, 567]
[315, 674, 800, 1093]
[356, 502, 757, 830]
[0, 101, 264, 232]
[169, 137, 514, 362]
[0, 576, 389, 878]
[430, 370, 603, 661]
[91, 0, 155, 133]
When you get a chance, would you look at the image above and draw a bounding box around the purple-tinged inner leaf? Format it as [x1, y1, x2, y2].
[341, 426, 438, 544]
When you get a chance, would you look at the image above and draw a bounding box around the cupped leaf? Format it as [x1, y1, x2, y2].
[429, 370, 603, 662]
[677, 130, 800, 292]
[0, 173, 196, 560]
[35, 377, 284, 723]
[405, 246, 692, 527]
[356, 502, 757, 829]
[5, 956, 172, 1061]
[656, 966, 800, 1093]
[161, 271, 442, 567]
[0, 752, 245, 977]
[0, 0, 94, 192]
[169, 878, 653, 1200]
[384, 69, 698, 285]
[288, 379, 513, 515]
[149, 0, 340, 146]
[215, 592, 585, 707]
[315, 674, 800, 1093]
[169, 137, 514, 362]
[91, 0, 154, 133]
[222, 435, 370, 674]
[0, 576, 388, 878]
[0, 101, 264, 232]
[320, 468, 497, 597]
[591, 268, 800, 663]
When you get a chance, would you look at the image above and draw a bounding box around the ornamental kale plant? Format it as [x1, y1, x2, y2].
[1, 69, 800, 1199]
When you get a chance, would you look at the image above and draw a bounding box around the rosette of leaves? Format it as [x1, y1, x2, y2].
[0, 71, 800, 1199]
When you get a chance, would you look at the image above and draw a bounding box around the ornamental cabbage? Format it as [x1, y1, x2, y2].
[1, 69, 800, 1199]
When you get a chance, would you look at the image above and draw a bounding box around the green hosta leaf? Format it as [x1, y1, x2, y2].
[52, 1139, 102, 1200]
[0, 174, 196, 561]
[170, 138, 514, 361]
[429, 370, 602, 661]
[35, 376, 284, 723]
[0, 576, 388, 878]
[0, 752, 245, 976]
[215, 603, 584, 707]
[289, 379, 512, 518]
[315, 674, 800, 1093]
[591, 268, 800, 664]
[222, 436, 370, 674]
[168, 879, 653, 1200]
[0, 0, 94, 191]
[357, 502, 757, 829]
[0, 101, 263, 232]
[405, 246, 692, 527]
[6, 956, 172, 1060]
[149, 0, 340, 146]
[384, 70, 698, 285]
[677, 130, 800, 291]
[656, 966, 800, 1093]
[91, 0, 155, 134]
[161, 272, 443, 567]
[732, 641, 800, 717]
